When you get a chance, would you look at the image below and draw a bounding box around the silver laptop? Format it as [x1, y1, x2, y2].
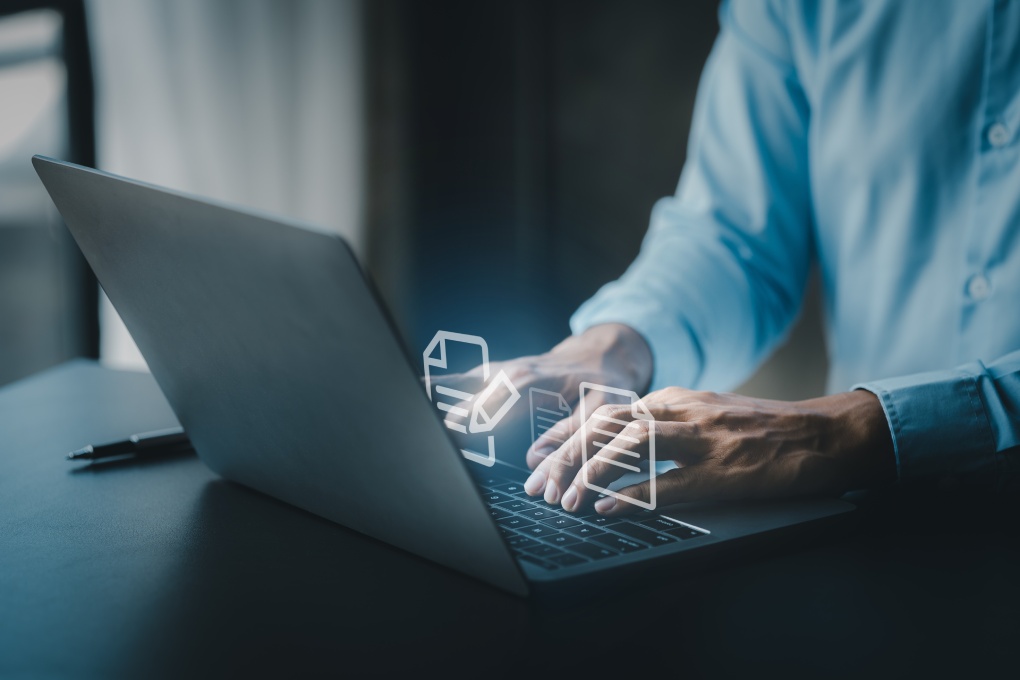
[33, 156, 854, 596]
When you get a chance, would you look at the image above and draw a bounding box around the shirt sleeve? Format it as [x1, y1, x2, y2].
[855, 350, 1020, 481]
[570, 0, 814, 392]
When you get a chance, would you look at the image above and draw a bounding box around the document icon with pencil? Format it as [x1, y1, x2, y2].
[529, 388, 571, 459]
[423, 331, 521, 467]
[579, 382, 657, 511]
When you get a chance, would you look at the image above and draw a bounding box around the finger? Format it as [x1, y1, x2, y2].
[542, 402, 636, 508]
[525, 389, 611, 469]
[592, 463, 731, 516]
[566, 413, 718, 511]
[525, 413, 575, 469]
[563, 418, 650, 512]
[523, 393, 609, 501]
[523, 422, 585, 502]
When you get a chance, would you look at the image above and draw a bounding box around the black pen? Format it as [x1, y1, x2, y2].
[67, 427, 193, 462]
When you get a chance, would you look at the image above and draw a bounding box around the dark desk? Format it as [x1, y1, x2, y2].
[1, 361, 1018, 677]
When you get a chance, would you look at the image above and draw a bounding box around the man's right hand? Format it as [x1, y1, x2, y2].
[426, 323, 653, 483]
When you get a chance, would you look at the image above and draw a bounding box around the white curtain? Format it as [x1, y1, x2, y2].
[87, 0, 365, 369]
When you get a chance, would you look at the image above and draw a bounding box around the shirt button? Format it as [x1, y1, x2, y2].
[987, 122, 1010, 148]
[967, 274, 990, 301]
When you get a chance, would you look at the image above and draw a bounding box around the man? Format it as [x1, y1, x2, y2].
[443, 0, 1020, 515]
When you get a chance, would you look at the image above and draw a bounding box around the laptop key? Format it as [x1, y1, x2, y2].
[567, 542, 618, 560]
[538, 533, 581, 547]
[492, 482, 527, 495]
[639, 517, 684, 532]
[507, 536, 540, 549]
[498, 516, 537, 530]
[641, 532, 677, 547]
[550, 553, 588, 567]
[489, 507, 512, 520]
[591, 534, 648, 553]
[664, 525, 705, 540]
[584, 515, 622, 527]
[483, 491, 514, 505]
[519, 525, 559, 538]
[539, 517, 582, 529]
[563, 525, 607, 539]
[524, 544, 563, 558]
[496, 499, 530, 512]
[519, 507, 557, 520]
[611, 522, 676, 547]
[518, 555, 557, 571]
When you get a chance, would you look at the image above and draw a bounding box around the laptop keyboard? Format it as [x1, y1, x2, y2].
[477, 477, 706, 571]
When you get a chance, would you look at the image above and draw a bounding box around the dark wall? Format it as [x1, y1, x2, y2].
[367, 0, 718, 356]
[549, 1, 715, 313]
[366, 0, 828, 397]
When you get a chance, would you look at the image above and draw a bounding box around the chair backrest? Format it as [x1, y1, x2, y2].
[0, 0, 98, 386]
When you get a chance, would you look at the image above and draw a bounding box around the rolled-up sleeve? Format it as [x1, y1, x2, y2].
[856, 350, 1020, 481]
[570, 0, 814, 392]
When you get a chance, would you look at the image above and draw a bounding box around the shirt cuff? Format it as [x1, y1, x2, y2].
[569, 291, 703, 392]
[854, 365, 998, 481]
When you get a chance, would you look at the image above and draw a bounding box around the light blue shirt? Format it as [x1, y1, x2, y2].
[571, 0, 1020, 482]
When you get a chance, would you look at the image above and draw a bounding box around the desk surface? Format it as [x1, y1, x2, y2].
[1, 361, 1018, 677]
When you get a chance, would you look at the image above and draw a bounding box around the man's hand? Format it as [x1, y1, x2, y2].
[524, 387, 896, 514]
[426, 324, 653, 468]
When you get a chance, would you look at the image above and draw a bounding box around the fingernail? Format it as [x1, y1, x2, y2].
[594, 496, 617, 514]
[561, 485, 578, 512]
[532, 444, 556, 459]
[524, 470, 546, 495]
[544, 479, 560, 504]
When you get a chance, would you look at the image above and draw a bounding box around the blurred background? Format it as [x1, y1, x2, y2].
[0, 0, 826, 399]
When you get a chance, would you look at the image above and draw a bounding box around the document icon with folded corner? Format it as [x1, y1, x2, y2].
[423, 330, 521, 467]
[529, 388, 570, 456]
[578, 382, 656, 511]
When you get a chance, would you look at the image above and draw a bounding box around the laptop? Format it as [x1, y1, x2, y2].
[33, 155, 854, 597]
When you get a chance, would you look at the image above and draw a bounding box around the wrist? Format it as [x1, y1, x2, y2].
[806, 390, 897, 488]
[552, 323, 653, 394]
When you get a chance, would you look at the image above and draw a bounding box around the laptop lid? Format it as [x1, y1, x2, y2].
[33, 155, 528, 596]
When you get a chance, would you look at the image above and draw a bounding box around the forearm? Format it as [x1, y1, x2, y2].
[801, 390, 897, 489]
[570, 2, 814, 393]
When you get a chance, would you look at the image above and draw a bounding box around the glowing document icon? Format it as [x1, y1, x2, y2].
[424, 331, 521, 466]
[579, 382, 656, 511]
[528, 388, 570, 457]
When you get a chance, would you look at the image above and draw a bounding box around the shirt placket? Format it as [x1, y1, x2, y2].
[959, 0, 1020, 364]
